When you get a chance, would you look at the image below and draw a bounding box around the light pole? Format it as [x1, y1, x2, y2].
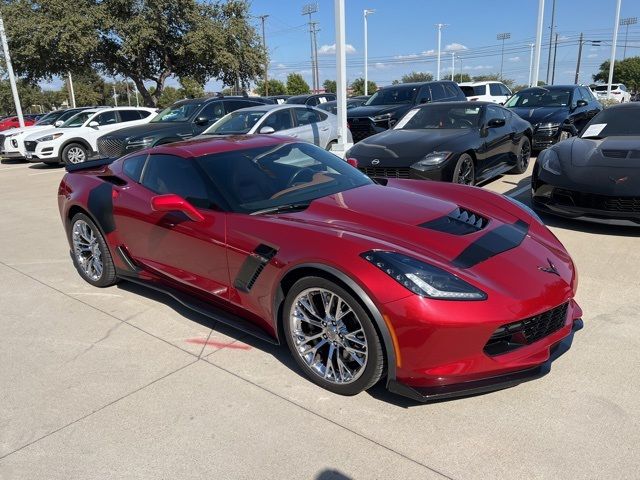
[607, 0, 622, 99]
[528, 43, 535, 86]
[0, 14, 24, 127]
[497, 32, 511, 80]
[258, 15, 269, 95]
[532, 0, 545, 86]
[302, 3, 319, 92]
[451, 52, 455, 81]
[67, 72, 76, 108]
[620, 17, 637, 59]
[333, 0, 351, 156]
[364, 9, 375, 96]
[435, 23, 448, 81]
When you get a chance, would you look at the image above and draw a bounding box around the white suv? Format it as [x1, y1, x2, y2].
[459, 81, 512, 104]
[24, 107, 156, 164]
[592, 83, 631, 103]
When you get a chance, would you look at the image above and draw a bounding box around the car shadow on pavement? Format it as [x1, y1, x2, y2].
[28, 162, 63, 170]
[1, 158, 28, 164]
[316, 469, 353, 480]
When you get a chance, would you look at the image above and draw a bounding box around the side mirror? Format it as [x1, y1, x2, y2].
[487, 118, 506, 128]
[195, 116, 211, 126]
[576, 99, 588, 108]
[419, 98, 430, 104]
[54, 120, 64, 127]
[151, 194, 204, 222]
[89, 121, 99, 128]
[259, 126, 275, 134]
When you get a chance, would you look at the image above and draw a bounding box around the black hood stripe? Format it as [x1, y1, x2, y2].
[452, 220, 529, 269]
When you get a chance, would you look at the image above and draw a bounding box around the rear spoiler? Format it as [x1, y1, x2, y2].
[65, 157, 116, 172]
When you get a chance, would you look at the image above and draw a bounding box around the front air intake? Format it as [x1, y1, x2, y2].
[419, 207, 488, 235]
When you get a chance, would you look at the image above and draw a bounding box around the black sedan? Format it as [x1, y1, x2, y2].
[316, 96, 370, 115]
[345, 102, 533, 185]
[505, 85, 601, 150]
[532, 103, 640, 226]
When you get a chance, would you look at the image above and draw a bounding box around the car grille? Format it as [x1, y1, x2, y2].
[97, 137, 127, 158]
[348, 117, 375, 142]
[0, 135, 5, 148]
[484, 303, 569, 356]
[24, 141, 37, 152]
[358, 166, 410, 179]
[553, 189, 640, 213]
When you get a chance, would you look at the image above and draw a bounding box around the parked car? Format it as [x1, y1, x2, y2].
[346, 102, 532, 185]
[265, 95, 291, 104]
[1, 107, 98, 160]
[592, 83, 631, 103]
[202, 104, 350, 149]
[316, 97, 369, 115]
[459, 81, 512, 104]
[0, 115, 37, 132]
[286, 93, 336, 107]
[532, 103, 640, 226]
[96, 96, 268, 158]
[24, 107, 156, 164]
[346, 81, 466, 142]
[505, 85, 601, 150]
[58, 134, 581, 401]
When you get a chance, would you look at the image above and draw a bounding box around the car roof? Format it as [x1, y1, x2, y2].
[414, 100, 493, 107]
[458, 81, 503, 86]
[234, 103, 318, 113]
[381, 81, 454, 89]
[521, 85, 577, 91]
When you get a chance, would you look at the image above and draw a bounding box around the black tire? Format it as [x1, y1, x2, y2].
[452, 153, 475, 185]
[68, 213, 118, 287]
[62, 143, 90, 165]
[325, 140, 337, 151]
[283, 276, 385, 396]
[510, 136, 532, 174]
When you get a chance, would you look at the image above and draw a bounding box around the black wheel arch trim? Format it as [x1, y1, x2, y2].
[61, 138, 94, 155]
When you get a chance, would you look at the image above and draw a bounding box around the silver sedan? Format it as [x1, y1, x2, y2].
[201, 104, 351, 149]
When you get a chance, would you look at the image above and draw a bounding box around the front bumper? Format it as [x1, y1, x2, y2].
[0, 150, 25, 159]
[358, 157, 457, 182]
[24, 140, 61, 163]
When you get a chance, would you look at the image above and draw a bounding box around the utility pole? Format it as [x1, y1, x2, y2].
[458, 56, 463, 82]
[551, 33, 559, 84]
[497, 32, 511, 80]
[134, 85, 139, 107]
[620, 17, 637, 59]
[67, 72, 76, 108]
[528, 43, 535, 86]
[302, 3, 319, 93]
[533, 0, 545, 86]
[545, 0, 556, 84]
[451, 52, 455, 80]
[258, 15, 269, 96]
[311, 22, 320, 93]
[364, 9, 375, 96]
[435, 23, 447, 81]
[112, 84, 118, 107]
[575, 36, 600, 84]
[0, 15, 24, 127]
[607, 0, 622, 99]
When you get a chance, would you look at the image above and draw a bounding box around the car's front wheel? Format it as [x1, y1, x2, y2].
[283, 276, 384, 396]
[62, 143, 89, 165]
[452, 153, 475, 185]
[69, 213, 117, 287]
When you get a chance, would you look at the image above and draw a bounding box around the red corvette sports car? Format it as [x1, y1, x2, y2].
[58, 135, 582, 401]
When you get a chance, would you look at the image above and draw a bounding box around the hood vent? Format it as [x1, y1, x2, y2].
[420, 207, 488, 235]
[602, 149, 629, 159]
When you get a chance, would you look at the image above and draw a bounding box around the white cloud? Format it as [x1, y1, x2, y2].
[276, 63, 287, 69]
[508, 56, 521, 62]
[318, 43, 356, 55]
[445, 43, 468, 52]
[421, 49, 436, 56]
[469, 65, 493, 70]
[374, 62, 390, 70]
[587, 53, 598, 58]
[394, 53, 420, 60]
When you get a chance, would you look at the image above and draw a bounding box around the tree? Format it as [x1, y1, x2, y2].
[179, 77, 205, 99]
[593, 57, 640, 91]
[3, 0, 266, 107]
[323, 79, 336, 93]
[64, 70, 107, 106]
[350, 78, 377, 96]
[254, 79, 287, 96]
[401, 71, 433, 83]
[472, 74, 515, 88]
[286, 73, 310, 95]
[156, 87, 184, 108]
[454, 73, 471, 83]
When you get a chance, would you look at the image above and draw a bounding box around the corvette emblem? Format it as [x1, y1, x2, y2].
[609, 175, 629, 184]
[371, 159, 380, 165]
[538, 258, 560, 276]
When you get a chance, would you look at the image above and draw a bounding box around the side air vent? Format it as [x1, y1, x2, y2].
[420, 207, 488, 235]
[234, 244, 278, 292]
[602, 149, 629, 159]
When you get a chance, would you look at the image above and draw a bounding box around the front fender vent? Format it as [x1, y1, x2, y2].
[420, 207, 488, 235]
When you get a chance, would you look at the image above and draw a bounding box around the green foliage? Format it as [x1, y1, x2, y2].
[254, 79, 287, 96]
[64, 70, 107, 106]
[322, 79, 337, 93]
[3, 0, 266, 107]
[0, 80, 66, 114]
[350, 78, 377, 96]
[593, 57, 640, 91]
[156, 87, 184, 108]
[286, 73, 310, 95]
[179, 77, 205, 99]
[454, 73, 472, 83]
[400, 71, 433, 83]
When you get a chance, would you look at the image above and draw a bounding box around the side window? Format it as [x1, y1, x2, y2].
[142, 154, 210, 208]
[122, 154, 147, 182]
[430, 84, 447, 101]
[620, 85, 627, 91]
[500, 84, 512, 96]
[198, 102, 225, 122]
[580, 87, 594, 101]
[138, 110, 153, 118]
[119, 110, 143, 122]
[306, 97, 319, 106]
[444, 83, 461, 99]
[417, 85, 432, 103]
[95, 111, 118, 125]
[489, 83, 503, 96]
[224, 100, 261, 113]
[294, 108, 323, 126]
[486, 105, 506, 122]
[261, 109, 294, 131]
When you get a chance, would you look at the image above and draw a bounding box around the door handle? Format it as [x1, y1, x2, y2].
[320, 127, 329, 131]
[291, 134, 298, 138]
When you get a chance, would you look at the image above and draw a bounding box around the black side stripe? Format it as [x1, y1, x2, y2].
[234, 244, 278, 292]
[452, 220, 529, 269]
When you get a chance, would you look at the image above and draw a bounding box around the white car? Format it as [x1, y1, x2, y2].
[592, 83, 631, 103]
[202, 104, 351, 149]
[24, 107, 156, 164]
[458, 81, 512, 104]
[0, 107, 97, 160]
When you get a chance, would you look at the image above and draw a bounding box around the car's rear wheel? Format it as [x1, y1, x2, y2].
[69, 213, 117, 287]
[283, 277, 384, 396]
[325, 140, 337, 151]
[62, 143, 89, 165]
[510, 136, 531, 174]
[452, 153, 475, 185]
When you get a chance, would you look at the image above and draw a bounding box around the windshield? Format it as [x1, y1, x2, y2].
[505, 88, 572, 108]
[460, 86, 486, 97]
[365, 86, 418, 106]
[196, 142, 372, 213]
[61, 111, 94, 128]
[594, 85, 620, 91]
[34, 110, 65, 126]
[205, 110, 266, 135]
[286, 96, 308, 105]
[396, 105, 481, 130]
[580, 108, 640, 139]
[151, 102, 201, 123]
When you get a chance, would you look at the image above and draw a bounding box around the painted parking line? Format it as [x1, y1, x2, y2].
[0, 165, 30, 172]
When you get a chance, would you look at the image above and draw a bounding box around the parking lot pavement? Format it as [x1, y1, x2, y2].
[1, 160, 639, 479]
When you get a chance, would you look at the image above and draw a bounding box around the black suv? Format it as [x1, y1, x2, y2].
[97, 96, 269, 158]
[504, 85, 602, 150]
[286, 93, 337, 107]
[347, 81, 466, 142]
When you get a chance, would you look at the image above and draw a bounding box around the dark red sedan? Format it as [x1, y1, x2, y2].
[0, 115, 37, 131]
[58, 135, 582, 401]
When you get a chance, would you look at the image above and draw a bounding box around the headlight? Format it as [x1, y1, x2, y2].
[37, 133, 64, 142]
[537, 122, 560, 130]
[362, 251, 487, 300]
[371, 113, 392, 123]
[503, 195, 543, 224]
[540, 149, 562, 175]
[6, 132, 21, 138]
[411, 151, 452, 169]
[127, 136, 155, 147]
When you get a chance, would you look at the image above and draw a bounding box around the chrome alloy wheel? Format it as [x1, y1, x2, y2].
[289, 288, 368, 384]
[67, 146, 86, 164]
[72, 220, 103, 281]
